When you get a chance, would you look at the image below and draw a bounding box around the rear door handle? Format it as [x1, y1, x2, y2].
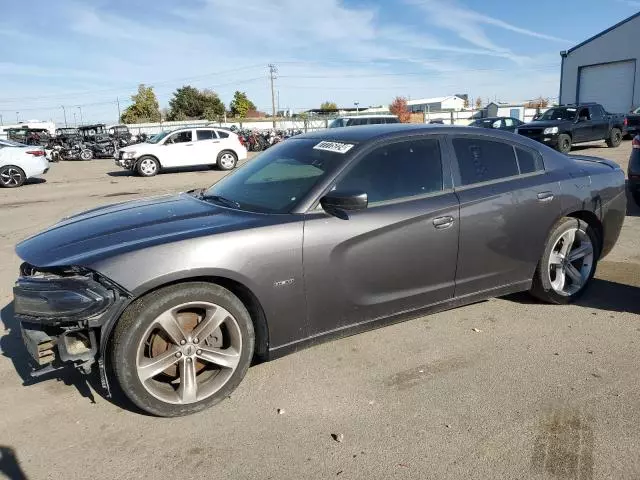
[537, 191, 554, 202]
[433, 216, 454, 229]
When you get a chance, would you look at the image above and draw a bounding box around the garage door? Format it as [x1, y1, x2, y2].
[578, 60, 635, 113]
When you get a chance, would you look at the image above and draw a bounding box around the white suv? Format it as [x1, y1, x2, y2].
[116, 127, 248, 177]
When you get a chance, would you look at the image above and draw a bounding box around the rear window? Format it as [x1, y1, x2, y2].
[516, 147, 544, 174]
[196, 130, 217, 140]
[452, 137, 519, 185]
[217, 130, 230, 138]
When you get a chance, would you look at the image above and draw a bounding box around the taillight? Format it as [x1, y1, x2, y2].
[26, 150, 45, 156]
[633, 137, 640, 149]
[624, 117, 628, 126]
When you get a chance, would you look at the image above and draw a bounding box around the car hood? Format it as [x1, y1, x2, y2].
[16, 193, 264, 268]
[119, 143, 150, 152]
[521, 120, 573, 129]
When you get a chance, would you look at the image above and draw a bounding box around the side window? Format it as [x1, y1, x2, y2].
[504, 118, 515, 128]
[515, 147, 544, 174]
[492, 119, 502, 129]
[578, 108, 591, 120]
[167, 131, 193, 143]
[335, 138, 443, 204]
[216, 130, 230, 138]
[452, 137, 519, 186]
[590, 106, 603, 119]
[386, 117, 399, 124]
[196, 130, 217, 141]
[369, 117, 383, 125]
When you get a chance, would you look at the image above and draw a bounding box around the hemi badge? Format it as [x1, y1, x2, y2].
[274, 278, 295, 287]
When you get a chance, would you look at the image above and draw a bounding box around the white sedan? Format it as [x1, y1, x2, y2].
[116, 127, 248, 177]
[0, 139, 50, 188]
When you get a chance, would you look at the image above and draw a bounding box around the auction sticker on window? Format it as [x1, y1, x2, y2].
[313, 141, 355, 154]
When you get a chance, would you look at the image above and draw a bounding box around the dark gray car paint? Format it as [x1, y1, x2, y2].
[15, 125, 626, 357]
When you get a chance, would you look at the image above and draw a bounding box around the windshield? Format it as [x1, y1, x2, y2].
[203, 139, 355, 213]
[539, 107, 577, 121]
[147, 131, 172, 144]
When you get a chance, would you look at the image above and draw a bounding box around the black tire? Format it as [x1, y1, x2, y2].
[216, 150, 238, 171]
[80, 149, 93, 161]
[530, 217, 600, 304]
[136, 156, 160, 177]
[606, 128, 622, 148]
[0, 165, 26, 188]
[557, 134, 572, 154]
[111, 282, 255, 417]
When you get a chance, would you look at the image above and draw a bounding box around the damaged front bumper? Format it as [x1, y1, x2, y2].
[13, 263, 130, 391]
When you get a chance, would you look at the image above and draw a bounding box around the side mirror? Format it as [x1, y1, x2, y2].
[320, 190, 368, 216]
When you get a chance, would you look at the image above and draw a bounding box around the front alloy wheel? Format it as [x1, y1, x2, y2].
[111, 283, 254, 416]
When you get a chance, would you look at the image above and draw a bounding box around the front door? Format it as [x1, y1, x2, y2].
[303, 136, 459, 336]
[159, 130, 196, 167]
[448, 135, 558, 296]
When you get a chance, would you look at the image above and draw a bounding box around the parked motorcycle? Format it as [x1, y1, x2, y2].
[87, 139, 117, 159]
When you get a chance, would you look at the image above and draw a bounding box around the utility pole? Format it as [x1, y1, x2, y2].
[268, 64, 277, 128]
[78, 106, 83, 125]
[16, 112, 20, 123]
[61, 106, 67, 127]
[73, 112, 77, 126]
[116, 97, 121, 123]
[277, 90, 280, 115]
[0, 114, 3, 125]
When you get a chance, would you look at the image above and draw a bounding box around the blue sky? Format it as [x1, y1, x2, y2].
[1, 0, 638, 124]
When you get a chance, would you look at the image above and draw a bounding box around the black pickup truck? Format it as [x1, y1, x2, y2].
[625, 107, 640, 138]
[516, 103, 625, 153]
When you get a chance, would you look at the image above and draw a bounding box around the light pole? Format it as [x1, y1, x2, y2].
[354, 102, 359, 115]
[61, 105, 67, 127]
[16, 112, 20, 123]
[77, 106, 83, 125]
[73, 112, 77, 126]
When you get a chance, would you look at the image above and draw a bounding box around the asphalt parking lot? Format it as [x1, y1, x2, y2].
[1, 142, 639, 480]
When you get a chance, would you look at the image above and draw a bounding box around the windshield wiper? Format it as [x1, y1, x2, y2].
[202, 194, 241, 209]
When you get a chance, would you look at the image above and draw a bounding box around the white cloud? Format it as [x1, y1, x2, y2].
[0, 0, 563, 122]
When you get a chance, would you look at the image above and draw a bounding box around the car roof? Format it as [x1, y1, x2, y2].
[296, 123, 531, 143]
[337, 115, 397, 119]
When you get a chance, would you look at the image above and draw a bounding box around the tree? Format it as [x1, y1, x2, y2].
[389, 96, 411, 123]
[120, 84, 161, 124]
[524, 96, 550, 109]
[229, 91, 257, 118]
[475, 97, 483, 109]
[463, 97, 470, 109]
[168, 86, 225, 120]
[320, 101, 338, 111]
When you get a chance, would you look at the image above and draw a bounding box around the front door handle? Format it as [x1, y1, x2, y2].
[433, 216, 454, 229]
[537, 191, 554, 202]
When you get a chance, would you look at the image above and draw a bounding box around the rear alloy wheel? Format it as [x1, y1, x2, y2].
[216, 151, 238, 171]
[0, 165, 26, 188]
[530, 217, 598, 304]
[557, 134, 572, 154]
[137, 156, 159, 177]
[606, 128, 622, 148]
[111, 283, 254, 417]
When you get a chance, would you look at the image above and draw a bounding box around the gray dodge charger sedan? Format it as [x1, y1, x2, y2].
[13, 124, 626, 416]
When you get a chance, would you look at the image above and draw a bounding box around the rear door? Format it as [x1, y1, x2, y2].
[448, 134, 560, 296]
[588, 105, 609, 140]
[573, 107, 592, 142]
[303, 135, 459, 335]
[194, 129, 221, 165]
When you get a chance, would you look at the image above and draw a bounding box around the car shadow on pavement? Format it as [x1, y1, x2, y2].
[626, 187, 640, 217]
[24, 178, 47, 187]
[0, 446, 27, 480]
[0, 302, 149, 416]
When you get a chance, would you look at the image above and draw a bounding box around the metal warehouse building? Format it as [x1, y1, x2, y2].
[559, 11, 640, 113]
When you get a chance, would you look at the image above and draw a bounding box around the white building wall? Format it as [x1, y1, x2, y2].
[560, 14, 640, 110]
[440, 97, 465, 111]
